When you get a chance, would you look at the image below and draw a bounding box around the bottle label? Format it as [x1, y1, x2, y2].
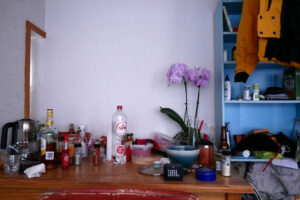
[45, 151, 54, 160]
[40, 138, 46, 156]
[116, 145, 125, 156]
[115, 121, 127, 136]
[62, 153, 69, 167]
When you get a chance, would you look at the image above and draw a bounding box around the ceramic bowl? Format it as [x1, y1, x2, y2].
[166, 145, 200, 168]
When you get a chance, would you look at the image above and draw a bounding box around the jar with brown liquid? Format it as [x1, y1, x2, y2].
[40, 109, 58, 169]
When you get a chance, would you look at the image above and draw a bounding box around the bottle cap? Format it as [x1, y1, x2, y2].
[94, 143, 100, 148]
[253, 83, 260, 91]
[225, 75, 230, 81]
[117, 105, 123, 110]
[74, 143, 81, 148]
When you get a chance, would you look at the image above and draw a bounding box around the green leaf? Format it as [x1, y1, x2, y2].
[160, 107, 189, 133]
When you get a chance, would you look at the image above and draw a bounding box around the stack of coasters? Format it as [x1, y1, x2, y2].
[195, 167, 216, 181]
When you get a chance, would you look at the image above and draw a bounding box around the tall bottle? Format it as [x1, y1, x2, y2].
[40, 109, 58, 169]
[62, 137, 69, 170]
[112, 105, 127, 165]
[219, 125, 229, 150]
[224, 75, 231, 101]
[78, 125, 88, 158]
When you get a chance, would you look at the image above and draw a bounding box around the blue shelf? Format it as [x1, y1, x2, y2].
[215, 0, 299, 159]
[224, 61, 288, 69]
[223, 32, 237, 43]
[223, 1, 243, 15]
[231, 158, 269, 162]
[225, 100, 300, 104]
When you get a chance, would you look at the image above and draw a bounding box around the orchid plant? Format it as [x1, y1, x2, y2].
[160, 63, 211, 145]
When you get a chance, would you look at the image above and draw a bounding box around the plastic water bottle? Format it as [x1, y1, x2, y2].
[112, 105, 127, 165]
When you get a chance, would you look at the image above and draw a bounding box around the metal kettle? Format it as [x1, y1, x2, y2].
[1, 119, 38, 160]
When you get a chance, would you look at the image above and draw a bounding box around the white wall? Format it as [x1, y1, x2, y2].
[0, 0, 45, 131]
[33, 0, 218, 139]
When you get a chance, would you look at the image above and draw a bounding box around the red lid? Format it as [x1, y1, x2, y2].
[117, 105, 123, 110]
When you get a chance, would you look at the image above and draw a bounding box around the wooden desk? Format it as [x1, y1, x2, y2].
[0, 158, 253, 200]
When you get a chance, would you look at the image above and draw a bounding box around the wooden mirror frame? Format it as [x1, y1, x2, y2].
[24, 20, 46, 119]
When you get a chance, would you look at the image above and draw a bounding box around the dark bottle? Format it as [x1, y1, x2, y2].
[220, 126, 229, 150]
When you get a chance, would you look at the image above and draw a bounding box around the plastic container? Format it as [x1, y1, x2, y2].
[196, 167, 216, 181]
[131, 144, 153, 157]
[131, 143, 155, 165]
[153, 134, 174, 152]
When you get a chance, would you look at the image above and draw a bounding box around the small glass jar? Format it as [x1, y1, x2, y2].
[243, 85, 251, 100]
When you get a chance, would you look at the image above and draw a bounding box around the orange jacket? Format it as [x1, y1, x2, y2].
[234, 0, 300, 83]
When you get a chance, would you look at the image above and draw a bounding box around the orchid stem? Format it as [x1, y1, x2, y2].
[183, 78, 188, 128]
[194, 86, 200, 129]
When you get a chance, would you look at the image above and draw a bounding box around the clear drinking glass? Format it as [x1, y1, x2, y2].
[4, 154, 21, 175]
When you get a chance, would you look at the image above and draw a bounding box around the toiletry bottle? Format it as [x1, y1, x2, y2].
[224, 75, 231, 101]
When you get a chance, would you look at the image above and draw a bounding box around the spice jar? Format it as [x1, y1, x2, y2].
[74, 143, 81, 166]
[93, 143, 100, 165]
[243, 85, 251, 100]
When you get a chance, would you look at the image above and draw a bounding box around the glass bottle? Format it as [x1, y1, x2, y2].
[56, 135, 64, 164]
[74, 143, 81, 166]
[40, 109, 58, 169]
[219, 126, 229, 150]
[68, 137, 75, 165]
[62, 137, 69, 170]
[68, 123, 76, 134]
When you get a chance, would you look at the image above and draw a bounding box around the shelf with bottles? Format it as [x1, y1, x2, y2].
[224, 65, 289, 99]
[225, 100, 300, 104]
